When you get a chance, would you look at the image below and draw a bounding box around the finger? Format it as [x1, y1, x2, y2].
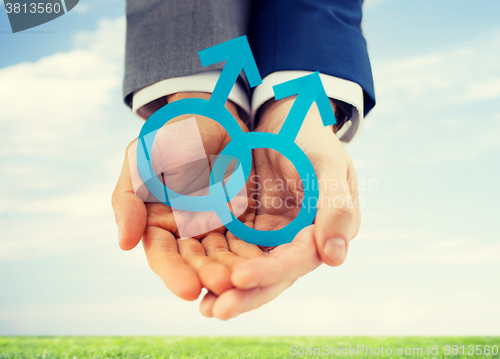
[212, 280, 293, 321]
[199, 291, 217, 318]
[112, 140, 147, 251]
[201, 232, 246, 270]
[313, 157, 359, 267]
[178, 234, 233, 295]
[226, 222, 265, 259]
[231, 226, 321, 289]
[346, 164, 362, 238]
[142, 226, 202, 301]
[201, 228, 264, 273]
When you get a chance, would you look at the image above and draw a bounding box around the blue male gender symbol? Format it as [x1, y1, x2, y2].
[136, 36, 336, 247]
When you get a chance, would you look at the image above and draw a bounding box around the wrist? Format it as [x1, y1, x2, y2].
[257, 97, 338, 136]
[168, 92, 241, 120]
[166, 91, 211, 103]
[137, 92, 241, 121]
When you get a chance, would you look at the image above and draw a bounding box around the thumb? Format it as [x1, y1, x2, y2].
[312, 162, 360, 267]
[111, 140, 147, 251]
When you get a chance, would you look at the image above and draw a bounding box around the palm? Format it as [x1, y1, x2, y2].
[252, 148, 302, 233]
[143, 114, 239, 240]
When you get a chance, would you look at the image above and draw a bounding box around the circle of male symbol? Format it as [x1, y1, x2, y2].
[136, 36, 337, 247]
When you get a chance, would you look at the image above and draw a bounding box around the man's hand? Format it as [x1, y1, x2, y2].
[200, 97, 361, 319]
[111, 92, 262, 301]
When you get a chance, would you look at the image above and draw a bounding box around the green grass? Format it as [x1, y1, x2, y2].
[0, 337, 498, 358]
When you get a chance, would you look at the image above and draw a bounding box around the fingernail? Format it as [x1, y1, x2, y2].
[324, 237, 347, 263]
[117, 224, 123, 246]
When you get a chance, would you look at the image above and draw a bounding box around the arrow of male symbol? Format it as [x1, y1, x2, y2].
[198, 36, 263, 106]
[273, 72, 337, 141]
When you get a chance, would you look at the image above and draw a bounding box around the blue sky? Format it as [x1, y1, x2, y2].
[0, 0, 499, 335]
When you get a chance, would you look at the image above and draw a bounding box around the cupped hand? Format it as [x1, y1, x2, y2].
[200, 97, 361, 319]
[111, 92, 263, 301]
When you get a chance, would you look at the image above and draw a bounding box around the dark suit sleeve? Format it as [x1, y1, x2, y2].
[248, 0, 375, 116]
[123, 0, 250, 108]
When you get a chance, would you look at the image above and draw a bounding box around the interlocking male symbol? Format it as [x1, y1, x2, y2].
[136, 36, 336, 247]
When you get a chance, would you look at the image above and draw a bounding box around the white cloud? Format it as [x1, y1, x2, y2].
[0, 17, 137, 261]
[354, 29, 500, 167]
[368, 243, 500, 265]
[352, 229, 500, 265]
[1, 279, 499, 335]
[0, 17, 126, 156]
[72, 4, 90, 14]
[363, 0, 392, 10]
[373, 32, 500, 113]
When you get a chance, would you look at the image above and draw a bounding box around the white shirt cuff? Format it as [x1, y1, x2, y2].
[252, 71, 364, 142]
[132, 70, 364, 142]
[132, 70, 251, 118]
